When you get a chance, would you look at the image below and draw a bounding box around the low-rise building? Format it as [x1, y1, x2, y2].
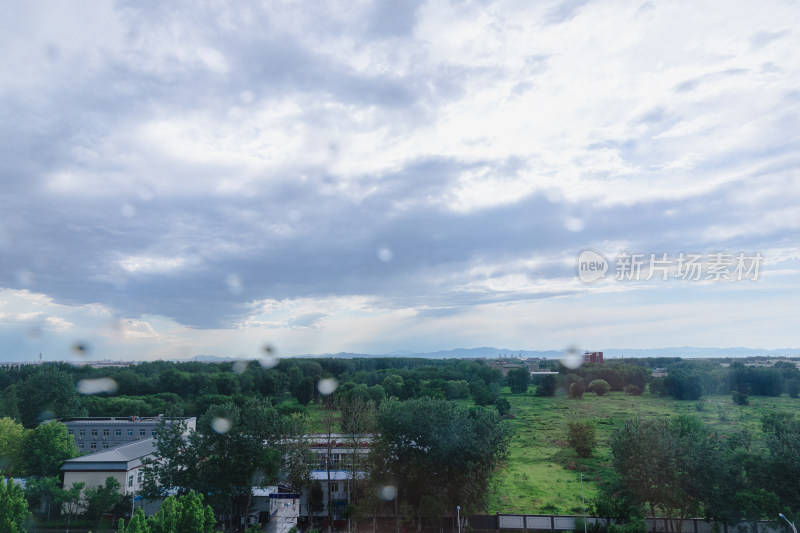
[62, 416, 195, 454]
[60, 438, 155, 497]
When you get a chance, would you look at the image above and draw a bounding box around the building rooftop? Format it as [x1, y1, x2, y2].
[61, 438, 156, 471]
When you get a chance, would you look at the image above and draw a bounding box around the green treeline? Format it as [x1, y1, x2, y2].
[596, 411, 800, 532]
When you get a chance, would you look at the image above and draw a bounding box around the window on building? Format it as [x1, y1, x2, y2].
[137, 471, 143, 483]
[68, 430, 74, 435]
[79, 430, 85, 436]
[128, 429, 133, 436]
[128, 475, 133, 487]
[139, 429, 146, 436]
[330, 483, 339, 493]
[116, 429, 122, 436]
[103, 442, 109, 449]
[103, 429, 110, 436]
[90, 442, 97, 450]
[91, 429, 98, 437]
[79, 443, 84, 450]
[330, 453, 341, 466]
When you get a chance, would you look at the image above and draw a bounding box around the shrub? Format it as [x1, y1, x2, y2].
[570, 382, 586, 399]
[609, 517, 646, 533]
[623, 385, 641, 396]
[732, 391, 749, 405]
[567, 419, 596, 458]
[588, 379, 611, 396]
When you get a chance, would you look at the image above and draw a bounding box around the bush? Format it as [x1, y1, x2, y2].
[732, 391, 749, 405]
[623, 385, 641, 396]
[570, 382, 586, 399]
[567, 419, 596, 458]
[494, 398, 511, 416]
[588, 380, 611, 396]
[608, 517, 646, 533]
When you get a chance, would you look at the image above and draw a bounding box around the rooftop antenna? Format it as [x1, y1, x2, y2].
[39, 353, 42, 364]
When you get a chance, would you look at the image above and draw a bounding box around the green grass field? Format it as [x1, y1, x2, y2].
[488, 389, 798, 514]
[280, 387, 798, 515]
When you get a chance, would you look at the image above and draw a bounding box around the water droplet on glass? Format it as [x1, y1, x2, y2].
[232, 360, 248, 374]
[121, 204, 136, 218]
[211, 417, 232, 434]
[565, 217, 585, 232]
[379, 485, 397, 501]
[225, 274, 243, 295]
[377, 247, 393, 263]
[561, 346, 583, 370]
[317, 377, 338, 396]
[39, 410, 55, 422]
[72, 342, 91, 357]
[77, 378, 119, 395]
[258, 345, 280, 369]
[16, 270, 34, 286]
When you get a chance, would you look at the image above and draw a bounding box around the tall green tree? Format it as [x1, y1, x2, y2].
[0, 418, 25, 476]
[84, 477, 123, 531]
[118, 508, 150, 533]
[506, 368, 530, 394]
[368, 398, 511, 529]
[24, 476, 62, 527]
[567, 420, 596, 458]
[17, 367, 84, 428]
[22, 421, 78, 478]
[0, 475, 31, 533]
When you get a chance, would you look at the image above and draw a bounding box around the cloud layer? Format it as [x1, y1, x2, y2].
[1, 0, 798, 360]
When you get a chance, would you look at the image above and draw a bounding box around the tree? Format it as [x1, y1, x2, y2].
[61, 481, 86, 531]
[368, 398, 510, 528]
[0, 418, 25, 476]
[535, 374, 557, 397]
[569, 382, 585, 399]
[611, 416, 730, 533]
[339, 394, 377, 533]
[25, 476, 63, 527]
[610, 418, 682, 533]
[147, 492, 216, 533]
[17, 367, 84, 428]
[118, 508, 150, 533]
[587, 379, 611, 396]
[506, 368, 530, 394]
[0, 475, 31, 533]
[567, 420, 596, 458]
[494, 397, 511, 416]
[22, 421, 78, 478]
[143, 402, 291, 527]
[84, 476, 123, 530]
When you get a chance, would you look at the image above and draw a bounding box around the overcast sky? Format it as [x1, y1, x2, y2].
[1, 0, 799, 362]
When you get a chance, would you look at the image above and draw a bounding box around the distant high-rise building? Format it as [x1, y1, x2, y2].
[583, 351, 604, 364]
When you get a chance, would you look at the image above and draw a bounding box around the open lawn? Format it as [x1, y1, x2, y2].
[279, 388, 798, 515]
[488, 389, 799, 514]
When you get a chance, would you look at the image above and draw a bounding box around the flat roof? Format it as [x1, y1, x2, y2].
[61, 438, 156, 472]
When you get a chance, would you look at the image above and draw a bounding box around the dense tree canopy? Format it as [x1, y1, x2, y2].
[368, 397, 511, 526]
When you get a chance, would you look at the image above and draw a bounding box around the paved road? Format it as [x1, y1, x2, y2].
[265, 500, 299, 533]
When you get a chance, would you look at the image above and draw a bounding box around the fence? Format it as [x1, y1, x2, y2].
[491, 514, 790, 533]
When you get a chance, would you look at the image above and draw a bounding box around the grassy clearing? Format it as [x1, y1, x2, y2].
[488, 389, 798, 515]
[280, 387, 798, 514]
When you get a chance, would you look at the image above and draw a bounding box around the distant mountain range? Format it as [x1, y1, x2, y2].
[193, 346, 800, 361]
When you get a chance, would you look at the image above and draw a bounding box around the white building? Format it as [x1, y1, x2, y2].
[60, 438, 155, 497]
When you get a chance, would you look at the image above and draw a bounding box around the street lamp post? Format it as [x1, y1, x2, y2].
[780, 513, 797, 533]
[457, 506, 461, 533]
